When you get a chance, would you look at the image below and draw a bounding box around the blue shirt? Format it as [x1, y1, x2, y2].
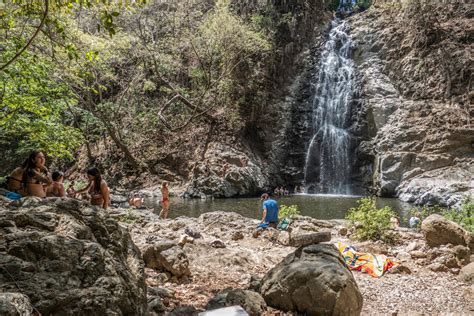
[263, 199, 279, 223]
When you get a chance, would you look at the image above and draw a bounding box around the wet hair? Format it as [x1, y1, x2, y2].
[52, 171, 63, 182]
[87, 167, 102, 194]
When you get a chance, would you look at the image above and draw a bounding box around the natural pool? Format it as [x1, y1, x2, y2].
[143, 194, 413, 223]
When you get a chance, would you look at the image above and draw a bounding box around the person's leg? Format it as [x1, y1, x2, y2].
[159, 200, 170, 219]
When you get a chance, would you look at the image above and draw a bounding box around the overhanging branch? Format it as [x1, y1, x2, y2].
[0, 0, 49, 72]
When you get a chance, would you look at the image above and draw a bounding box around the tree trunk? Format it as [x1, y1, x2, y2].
[105, 124, 141, 170]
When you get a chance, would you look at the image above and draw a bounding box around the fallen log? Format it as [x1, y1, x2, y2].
[289, 231, 331, 247]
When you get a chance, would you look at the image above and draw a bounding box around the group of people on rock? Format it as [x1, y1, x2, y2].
[5, 151, 110, 209]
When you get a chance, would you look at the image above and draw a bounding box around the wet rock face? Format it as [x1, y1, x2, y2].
[260, 244, 363, 315]
[349, 4, 473, 205]
[0, 198, 147, 315]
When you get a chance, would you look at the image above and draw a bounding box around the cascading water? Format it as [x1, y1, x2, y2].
[303, 20, 355, 195]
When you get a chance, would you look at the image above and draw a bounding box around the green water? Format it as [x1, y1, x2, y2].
[144, 194, 413, 222]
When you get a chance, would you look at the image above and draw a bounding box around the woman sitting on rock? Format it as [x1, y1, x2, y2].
[6, 166, 25, 195]
[46, 171, 66, 197]
[73, 167, 110, 209]
[21, 151, 52, 198]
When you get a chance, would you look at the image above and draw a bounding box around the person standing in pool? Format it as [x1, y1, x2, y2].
[159, 182, 170, 219]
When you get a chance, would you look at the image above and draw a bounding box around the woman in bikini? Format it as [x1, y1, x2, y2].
[20, 151, 52, 198]
[159, 181, 170, 219]
[73, 167, 110, 209]
[46, 171, 66, 197]
[7, 167, 25, 194]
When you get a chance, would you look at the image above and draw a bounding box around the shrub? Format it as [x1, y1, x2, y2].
[346, 197, 396, 243]
[443, 198, 474, 233]
[408, 197, 474, 233]
[279, 204, 300, 219]
[407, 204, 445, 228]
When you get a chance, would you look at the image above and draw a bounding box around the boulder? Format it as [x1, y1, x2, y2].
[453, 245, 471, 266]
[260, 244, 363, 315]
[205, 288, 267, 316]
[148, 297, 166, 313]
[142, 242, 190, 277]
[458, 262, 474, 284]
[159, 245, 191, 277]
[210, 239, 226, 248]
[231, 231, 244, 241]
[0, 200, 146, 315]
[0, 293, 33, 316]
[288, 231, 331, 247]
[428, 263, 448, 272]
[142, 240, 177, 268]
[421, 214, 468, 247]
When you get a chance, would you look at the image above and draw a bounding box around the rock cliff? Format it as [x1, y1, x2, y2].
[347, 2, 473, 205]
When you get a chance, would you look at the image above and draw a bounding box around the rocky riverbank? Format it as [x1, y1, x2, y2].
[1, 197, 473, 314]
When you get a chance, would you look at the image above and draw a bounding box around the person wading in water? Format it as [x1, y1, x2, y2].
[159, 182, 170, 219]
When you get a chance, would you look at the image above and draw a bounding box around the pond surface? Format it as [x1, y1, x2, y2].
[143, 194, 413, 223]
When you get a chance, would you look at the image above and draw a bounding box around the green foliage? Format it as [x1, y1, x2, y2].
[443, 198, 474, 233]
[0, 48, 83, 160]
[408, 204, 445, 223]
[279, 204, 300, 219]
[408, 198, 473, 233]
[346, 197, 396, 243]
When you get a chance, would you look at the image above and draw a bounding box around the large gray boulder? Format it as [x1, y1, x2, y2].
[260, 244, 363, 315]
[421, 214, 468, 248]
[0, 199, 147, 315]
[205, 288, 267, 316]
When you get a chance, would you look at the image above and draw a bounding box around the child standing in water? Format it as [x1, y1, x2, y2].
[159, 182, 170, 219]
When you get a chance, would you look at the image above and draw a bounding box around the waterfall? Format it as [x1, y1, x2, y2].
[303, 20, 355, 195]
